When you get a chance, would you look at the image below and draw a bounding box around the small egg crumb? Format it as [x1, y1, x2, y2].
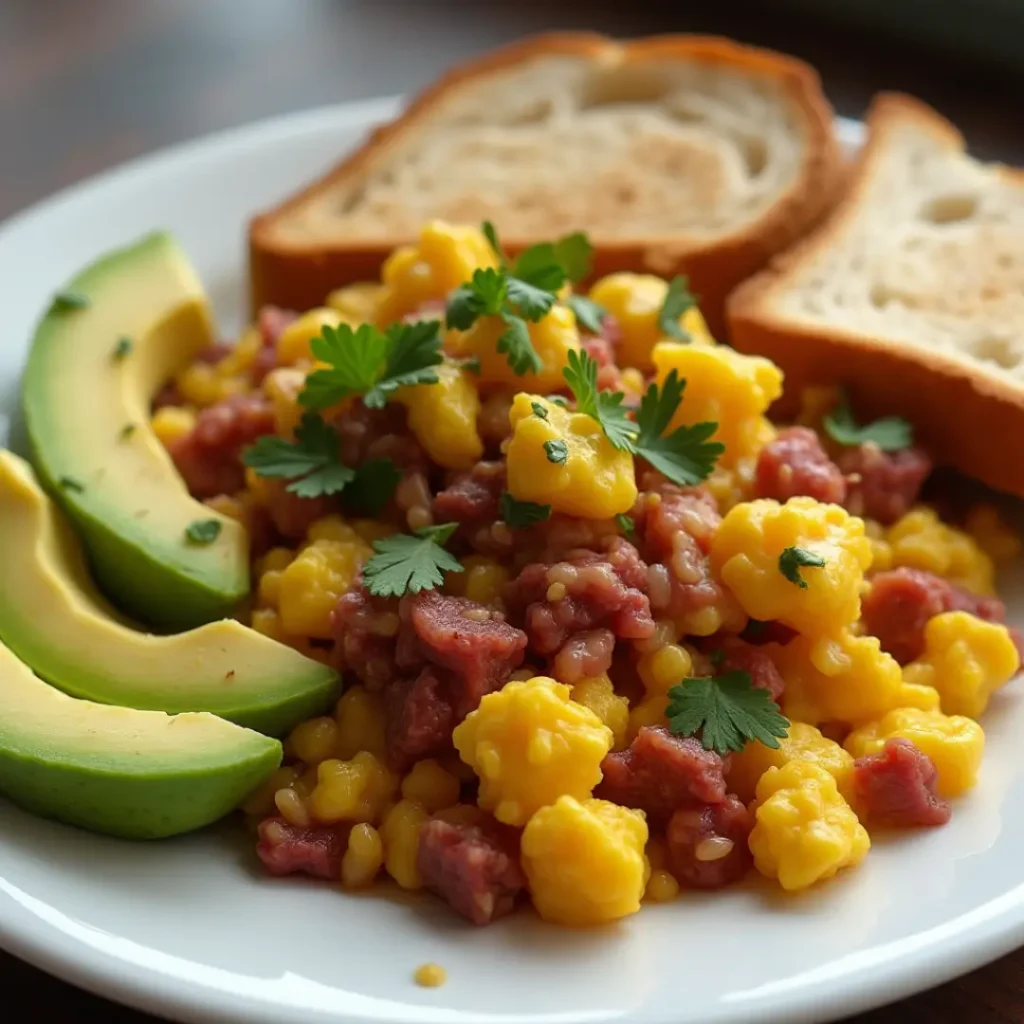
[414, 962, 447, 988]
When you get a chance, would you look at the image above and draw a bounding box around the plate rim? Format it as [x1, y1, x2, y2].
[2, 98, 1012, 1024]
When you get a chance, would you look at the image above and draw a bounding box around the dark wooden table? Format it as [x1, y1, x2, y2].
[2, 2, 1023, 1021]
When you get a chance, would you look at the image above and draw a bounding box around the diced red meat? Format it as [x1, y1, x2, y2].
[852, 738, 951, 827]
[396, 590, 527, 717]
[256, 817, 349, 880]
[262, 479, 339, 541]
[597, 726, 729, 822]
[755, 426, 846, 505]
[862, 567, 1009, 664]
[433, 461, 506, 526]
[667, 796, 753, 888]
[552, 628, 615, 684]
[252, 305, 299, 384]
[716, 637, 785, 701]
[334, 401, 423, 472]
[167, 394, 275, 498]
[385, 668, 457, 770]
[152, 382, 183, 410]
[839, 444, 932, 525]
[331, 586, 399, 690]
[194, 341, 234, 365]
[417, 816, 525, 925]
[580, 334, 625, 393]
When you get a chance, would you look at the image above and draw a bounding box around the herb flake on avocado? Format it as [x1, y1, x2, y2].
[58, 475, 85, 493]
[112, 337, 132, 361]
[51, 290, 90, 313]
[185, 519, 222, 545]
[119, 424, 136, 440]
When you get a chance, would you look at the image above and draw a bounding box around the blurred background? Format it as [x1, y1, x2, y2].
[2, 0, 1024, 222]
[2, 2, 1024, 1022]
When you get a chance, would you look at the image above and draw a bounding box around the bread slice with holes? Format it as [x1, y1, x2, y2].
[248, 33, 842, 335]
[728, 93, 1024, 497]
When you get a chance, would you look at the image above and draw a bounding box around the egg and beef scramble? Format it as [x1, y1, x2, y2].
[153, 221, 1022, 926]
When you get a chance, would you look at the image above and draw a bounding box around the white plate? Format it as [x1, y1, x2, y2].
[0, 98, 1022, 1024]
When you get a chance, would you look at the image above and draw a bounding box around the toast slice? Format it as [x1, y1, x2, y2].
[249, 33, 842, 335]
[728, 93, 1024, 497]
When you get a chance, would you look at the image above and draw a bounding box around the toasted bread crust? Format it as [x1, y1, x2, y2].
[249, 33, 842, 335]
[728, 92, 1024, 498]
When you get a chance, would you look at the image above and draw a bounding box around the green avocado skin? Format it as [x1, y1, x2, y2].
[0, 739, 282, 840]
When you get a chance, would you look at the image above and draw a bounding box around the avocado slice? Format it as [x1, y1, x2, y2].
[0, 451, 338, 736]
[23, 232, 248, 629]
[0, 638, 281, 839]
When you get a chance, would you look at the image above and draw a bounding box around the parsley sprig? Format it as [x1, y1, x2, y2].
[500, 492, 551, 528]
[666, 671, 790, 756]
[823, 391, 913, 452]
[778, 546, 827, 589]
[300, 320, 443, 411]
[242, 414, 355, 498]
[562, 351, 723, 485]
[363, 523, 463, 598]
[658, 276, 699, 342]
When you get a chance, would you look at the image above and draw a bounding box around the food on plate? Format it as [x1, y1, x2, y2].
[0, 639, 281, 839]
[0, 451, 337, 735]
[23, 232, 249, 628]
[248, 33, 843, 335]
[729, 92, 1024, 498]
[133, 218, 1019, 925]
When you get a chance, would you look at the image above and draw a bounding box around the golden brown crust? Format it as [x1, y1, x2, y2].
[727, 93, 1024, 498]
[248, 33, 842, 336]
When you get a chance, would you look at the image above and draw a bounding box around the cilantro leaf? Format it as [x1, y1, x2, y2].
[778, 546, 827, 589]
[530, 401, 549, 420]
[364, 320, 443, 408]
[185, 519, 222, 545]
[302, 323, 387, 409]
[506, 276, 558, 320]
[658, 276, 698, 342]
[445, 268, 508, 330]
[242, 413, 354, 498]
[497, 314, 542, 375]
[362, 523, 463, 598]
[552, 232, 593, 283]
[566, 294, 606, 334]
[632, 370, 723, 485]
[342, 459, 402, 516]
[51, 290, 89, 312]
[543, 439, 569, 465]
[562, 349, 636, 451]
[500, 492, 551, 528]
[666, 671, 790, 756]
[616, 513, 636, 539]
[823, 392, 913, 452]
[482, 220, 507, 264]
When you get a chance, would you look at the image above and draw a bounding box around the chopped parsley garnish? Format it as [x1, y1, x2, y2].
[51, 290, 90, 312]
[543, 439, 568, 465]
[530, 401, 549, 420]
[616, 513, 636, 539]
[658, 276, 698, 342]
[342, 459, 402, 516]
[242, 412, 354, 499]
[362, 523, 463, 598]
[300, 320, 443, 411]
[823, 391, 913, 452]
[185, 519, 222, 545]
[112, 337, 132, 361]
[562, 349, 635, 450]
[666, 670, 790, 756]
[119, 424, 136, 440]
[58, 475, 85, 493]
[500, 492, 551, 528]
[632, 370, 724, 486]
[566, 294, 606, 334]
[562, 352, 723, 485]
[778, 546, 827, 589]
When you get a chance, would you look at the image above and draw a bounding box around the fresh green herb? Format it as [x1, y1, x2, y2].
[709, 649, 726, 668]
[185, 519, 222, 545]
[446, 267, 509, 329]
[666, 671, 790, 756]
[342, 459, 402, 516]
[482, 220, 506, 263]
[632, 370, 723, 485]
[823, 392, 913, 452]
[543, 439, 569, 465]
[616, 513, 636, 539]
[530, 401, 549, 420]
[500, 492, 551, 528]
[362, 523, 463, 598]
[112, 337, 132, 361]
[778, 546, 827, 589]
[51, 290, 90, 312]
[566, 294, 606, 334]
[300, 320, 443, 410]
[562, 349, 635, 450]
[58, 475, 85, 493]
[495, 314, 542, 376]
[242, 413, 355, 498]
[548, 395, 569, 409]
[551, 232, 593, 283]
[658, 276, 698, 342]
[119, 424, 136, 440]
